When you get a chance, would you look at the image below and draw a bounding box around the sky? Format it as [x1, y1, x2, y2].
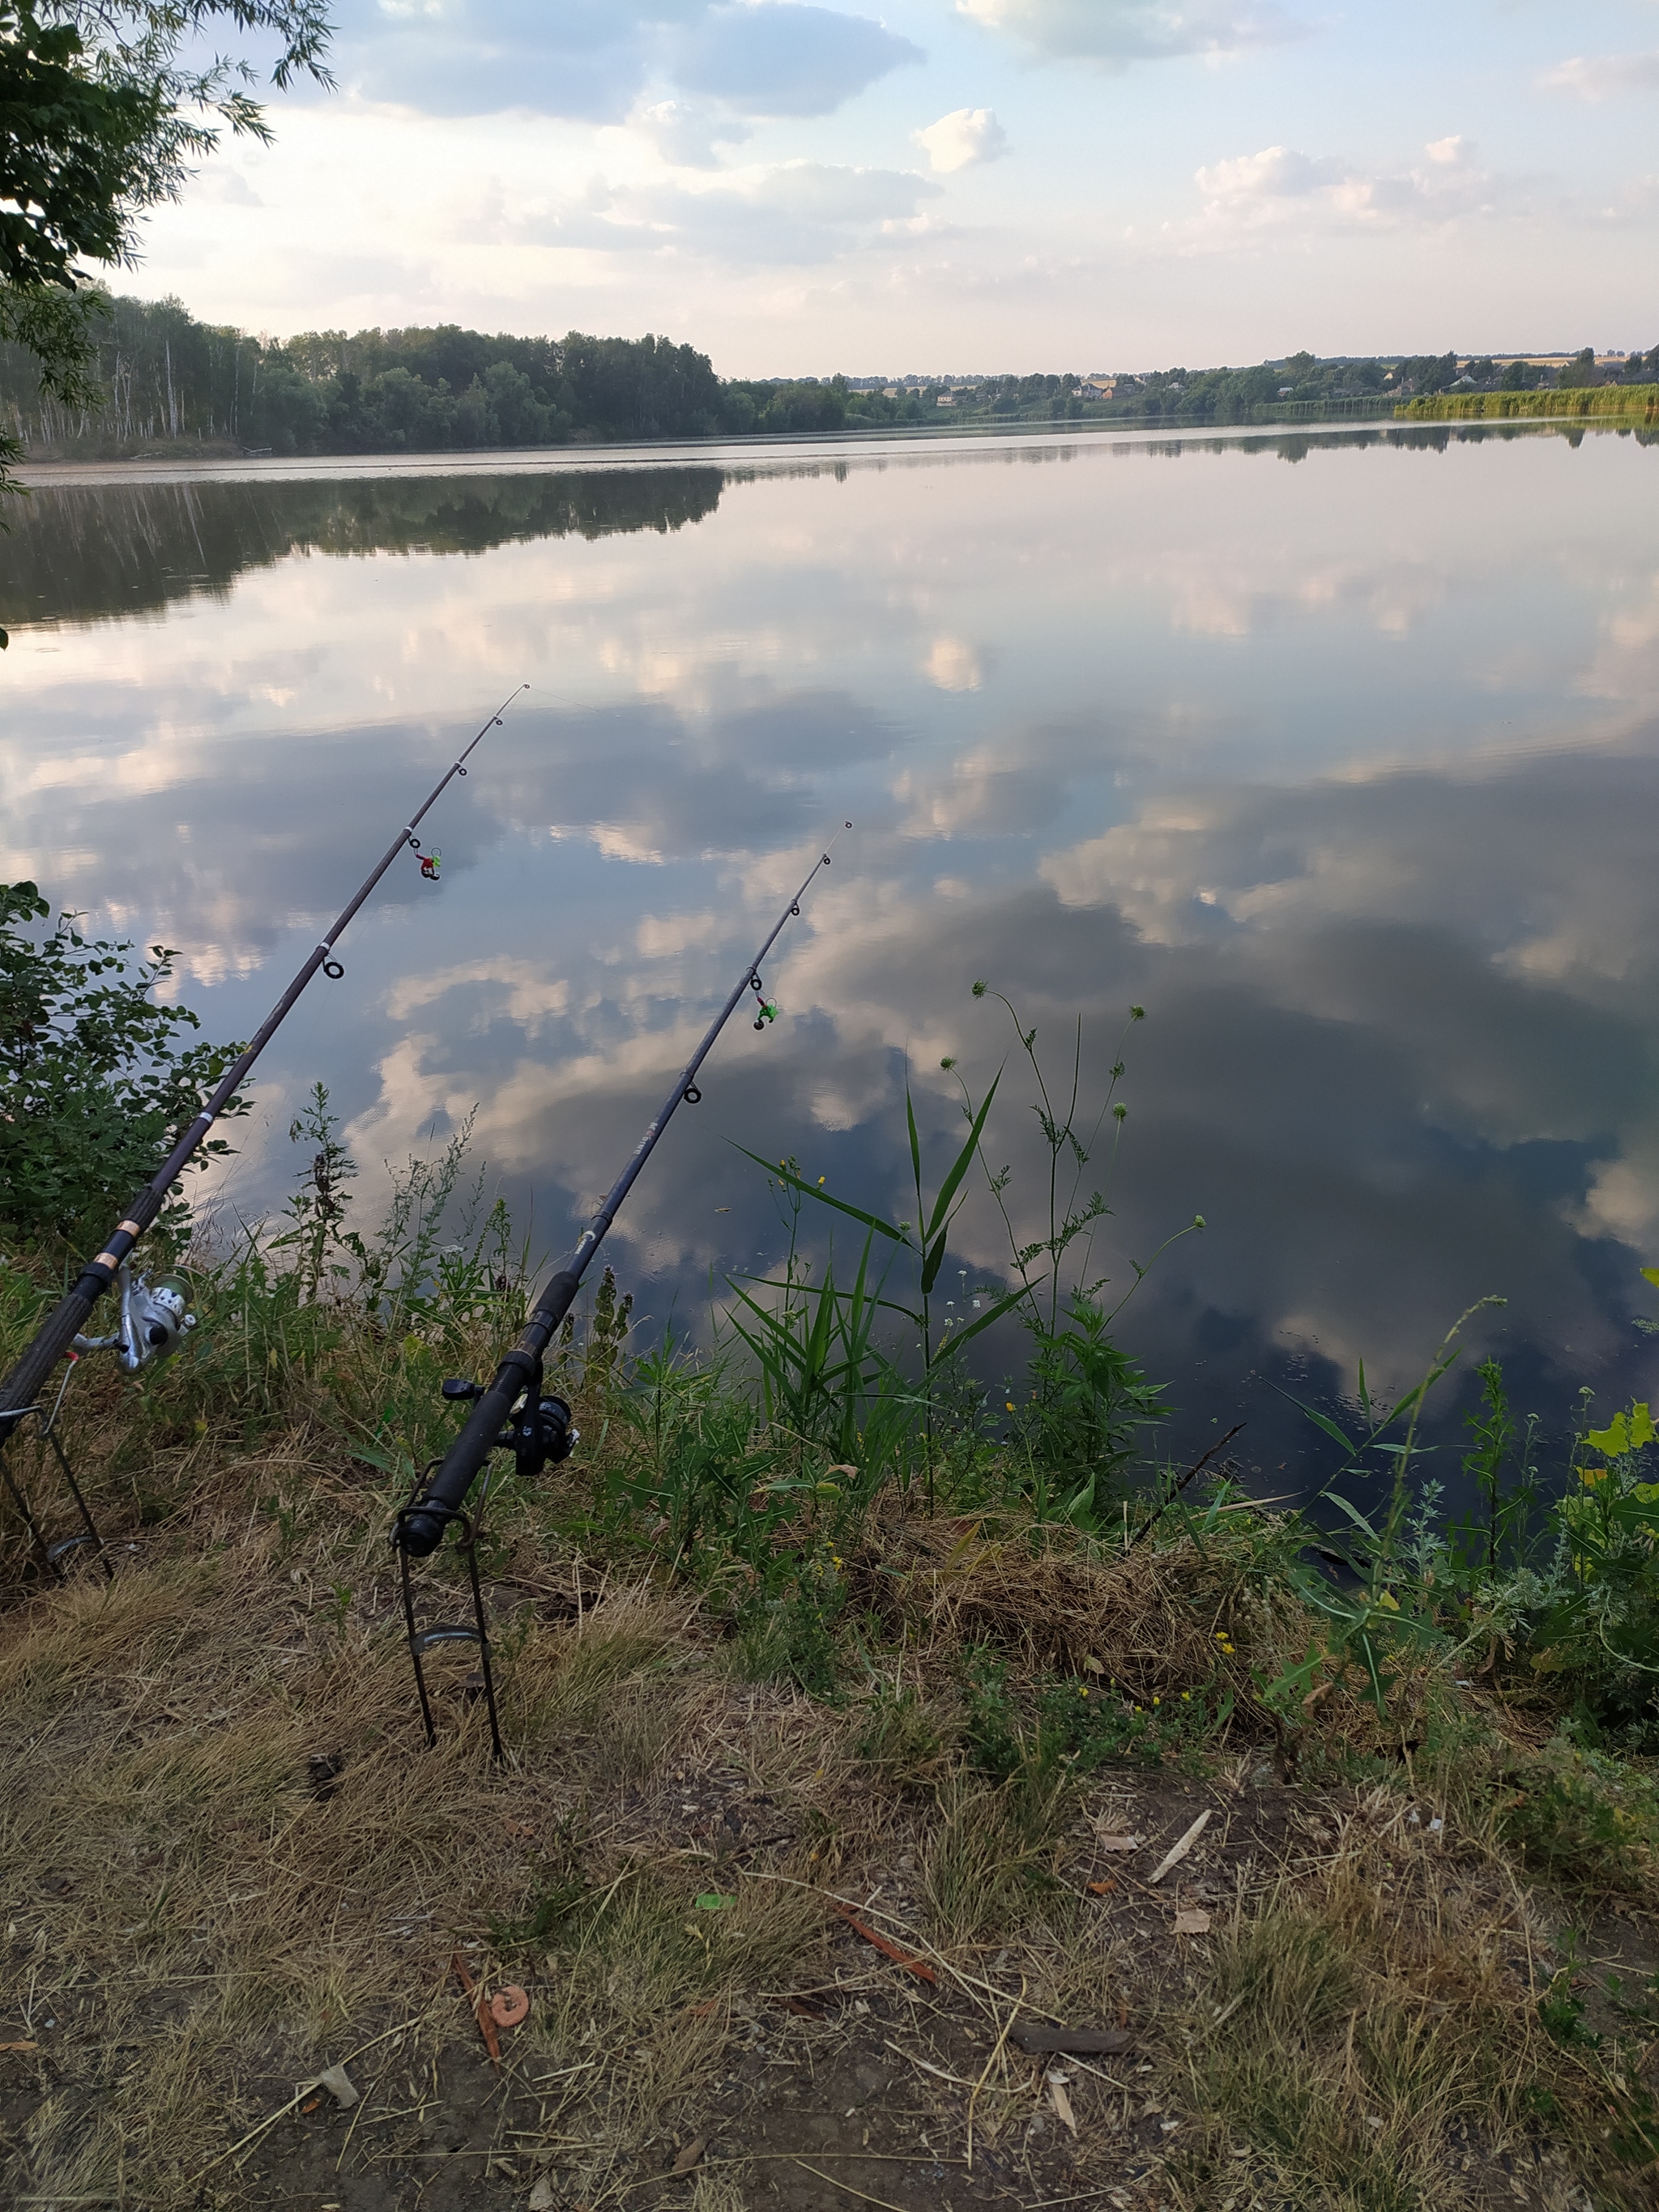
[129, 1, 1659, 380]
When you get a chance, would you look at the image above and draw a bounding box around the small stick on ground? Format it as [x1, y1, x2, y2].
[830, 1900, 936, 1984]
[1148, 1809, 1210, 1885]
[789, 2160, 911, 2211]
[190, 2010, 437, 2184]
[966, 1975, 1024, 2172]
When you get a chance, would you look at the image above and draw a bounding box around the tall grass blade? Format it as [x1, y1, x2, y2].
[730, 1147, 908, 1242]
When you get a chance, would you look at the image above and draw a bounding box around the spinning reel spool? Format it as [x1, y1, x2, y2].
[2, 1261, 198, 1583]
[74, 1262, 197, 1372]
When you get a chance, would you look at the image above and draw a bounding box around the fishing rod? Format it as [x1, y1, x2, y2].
[0, 686, 527, 1477]
[394, 822, 852, 1562]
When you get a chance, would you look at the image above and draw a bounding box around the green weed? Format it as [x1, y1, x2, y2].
[1495, 1755, 1657, 1893]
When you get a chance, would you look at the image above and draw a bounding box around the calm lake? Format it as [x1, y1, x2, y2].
[6, 420, 1659, 1494]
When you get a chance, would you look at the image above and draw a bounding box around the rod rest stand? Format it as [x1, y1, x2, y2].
[391, 1361, 576, 1760]
[392, 1491, 504, 1762]
[0, 1401, 110, 1585]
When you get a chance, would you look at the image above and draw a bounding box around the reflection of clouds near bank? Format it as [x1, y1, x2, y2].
[335, 724, 1659, 1415]
[9, 427, 1659, 1444]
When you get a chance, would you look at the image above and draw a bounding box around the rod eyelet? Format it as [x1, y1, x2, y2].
[323, 960, 344, 979]
[683, 1084, 702, 1104]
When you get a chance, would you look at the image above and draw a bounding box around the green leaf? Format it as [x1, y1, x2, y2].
[695, 1893, 736, 1911]
[730, 1146, 907, 1242]
[1320, 1489, 1381, 1541]
[1354, 1631, 1393, 1716]
[1271, 1383, 1358, 1457]
[1587, 1415, 1630, 1455]
[922, 1069, 1001, 1242]
[928, 1284, 1029, 1363]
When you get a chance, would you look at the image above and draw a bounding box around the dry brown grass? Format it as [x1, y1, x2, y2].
[870, 1511, 1456, 1778]
[0, 1472, 838, 2207]
[912, 1523, 1239, 1689]
[2, 1396, 1657, 2210]
[1157, 1805, 1618, 2212]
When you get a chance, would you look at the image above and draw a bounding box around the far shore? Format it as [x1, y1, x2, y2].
[8, 410, 1614, 491]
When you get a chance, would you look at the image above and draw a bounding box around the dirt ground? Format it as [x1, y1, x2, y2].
[2, 1470, 1653, 2211]
[0, 1768, 1310, 2210]
[2, 1732, 1610, 2211]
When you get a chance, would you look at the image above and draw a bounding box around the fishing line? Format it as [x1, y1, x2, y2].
[0, 685, 527, 1460]
[394, 819, 853, 1559]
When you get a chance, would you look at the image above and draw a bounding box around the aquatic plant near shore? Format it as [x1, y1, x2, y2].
[735, 986, 1199, 1525]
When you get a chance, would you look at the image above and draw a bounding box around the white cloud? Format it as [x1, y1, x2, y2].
[955, 0, 1304, 66]
[539, 160, 939, 263]
[1195, 144, 1343, 198]
[1189, 134, 1499, 238]
[325, 0, 920, 121]
[629, 96, 751, 165]
[913, 106, 1009, 173]
[1540, 51, 1659, 102]
[667, 3, 923, 117]
[186, 164, 265, 207]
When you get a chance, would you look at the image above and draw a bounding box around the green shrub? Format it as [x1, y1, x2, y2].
[0, 880, 248, 1247]
[962, 1643, 1229, 1780]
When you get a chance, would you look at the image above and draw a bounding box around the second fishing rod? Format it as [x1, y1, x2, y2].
[395, 823, 852, 1559]
[0, 686, 527, 1455]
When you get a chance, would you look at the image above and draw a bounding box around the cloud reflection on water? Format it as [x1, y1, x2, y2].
[6, 424, 1659, 1487]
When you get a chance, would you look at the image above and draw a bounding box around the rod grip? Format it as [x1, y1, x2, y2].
[0, 1276, 104, 1430]
[396, 1362, 527, 1557]
[394, 1266, 586, 1556]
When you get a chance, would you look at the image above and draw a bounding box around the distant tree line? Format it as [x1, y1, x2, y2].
[0, 295, 731, 454]
[0, 294, 946, 457]
[1026, 348, 1659, 424]
[3, 294, 1655, 460]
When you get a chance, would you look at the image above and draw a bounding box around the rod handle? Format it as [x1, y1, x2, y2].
[0, 1276, 103, 1426]
[394, 1268, 585, 1556]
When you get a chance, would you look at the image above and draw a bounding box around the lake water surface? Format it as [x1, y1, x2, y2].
[6, 420, 1659, 1491]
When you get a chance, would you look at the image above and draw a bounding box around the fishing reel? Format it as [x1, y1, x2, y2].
[440, 1375, 578, 1481]
[74, 1262, 196, 1374]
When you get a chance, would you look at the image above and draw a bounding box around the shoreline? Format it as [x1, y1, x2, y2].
[6, 409, 1593, 490]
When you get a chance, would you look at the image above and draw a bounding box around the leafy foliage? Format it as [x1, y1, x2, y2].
[0, 2, 163, 291]
[0, 880, 247, 1246]
[1013, 1290, 1171, 1524]
[962, 1643, 1229, 1781]
[0, 2, 331, 505]
[0, 296, 735, 456]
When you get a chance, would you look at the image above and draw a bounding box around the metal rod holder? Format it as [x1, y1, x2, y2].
[0, 1403, 109, 1583]
[392, 1479, 503, 1762]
